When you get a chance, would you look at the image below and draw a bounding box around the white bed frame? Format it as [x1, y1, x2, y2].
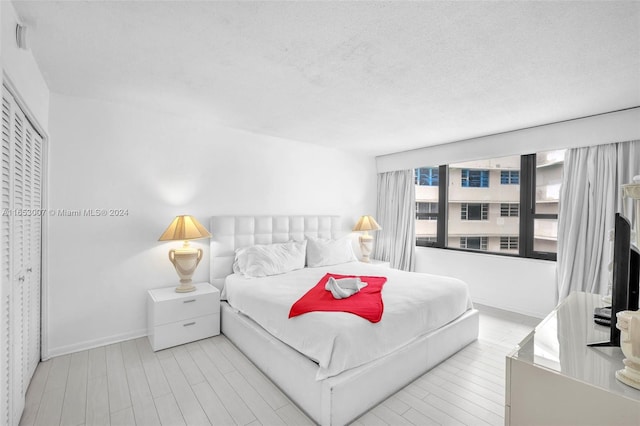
[210, 216, 479, 426]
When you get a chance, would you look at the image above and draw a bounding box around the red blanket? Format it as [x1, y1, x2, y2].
[288, 273, 387, 323]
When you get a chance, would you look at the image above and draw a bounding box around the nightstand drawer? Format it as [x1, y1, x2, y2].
[150, 313, 220, 351]
[152, 291, 219, 326]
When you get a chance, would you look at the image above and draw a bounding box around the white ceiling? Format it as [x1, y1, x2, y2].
[12, 0, 640, 156]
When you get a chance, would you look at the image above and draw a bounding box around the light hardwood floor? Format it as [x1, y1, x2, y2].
[20, 304, 540, 426]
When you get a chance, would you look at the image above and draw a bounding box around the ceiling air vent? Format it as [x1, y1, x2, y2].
[16, 24, 28, 50]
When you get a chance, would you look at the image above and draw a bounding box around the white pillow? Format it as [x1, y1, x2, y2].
[234, 240, 307, 278]
[306, 237, 358, 267]
[232, 246, 251, 275]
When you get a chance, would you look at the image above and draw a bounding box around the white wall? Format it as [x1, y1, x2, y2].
[1, 1, 49, 130]
[46, 93, 377, 357]
[416, 247, 556, 318]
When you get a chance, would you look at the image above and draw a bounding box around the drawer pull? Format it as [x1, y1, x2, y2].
[183, 322, 196, 327]
[183, 299, 196, 303]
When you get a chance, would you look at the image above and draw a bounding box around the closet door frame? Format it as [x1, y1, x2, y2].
[3, 75, 49, 362]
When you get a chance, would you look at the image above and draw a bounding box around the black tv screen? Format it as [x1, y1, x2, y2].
[590, 213, 640, 347]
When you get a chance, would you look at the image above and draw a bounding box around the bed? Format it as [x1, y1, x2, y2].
[209, 216, 479, 426]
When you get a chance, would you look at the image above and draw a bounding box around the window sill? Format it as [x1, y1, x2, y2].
[415, 245, 557, 262]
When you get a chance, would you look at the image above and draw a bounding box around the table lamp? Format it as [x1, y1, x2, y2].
[353, 215, 381, 262]
[158, 215, 212, 292]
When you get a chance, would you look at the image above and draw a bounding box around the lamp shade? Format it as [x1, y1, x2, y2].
[353, 215, 381, 232]
[158, 215, 212, 241]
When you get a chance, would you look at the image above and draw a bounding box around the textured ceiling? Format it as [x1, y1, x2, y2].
[12, 0, 640, 156]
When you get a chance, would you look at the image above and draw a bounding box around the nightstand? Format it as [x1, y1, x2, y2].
[368, 259, 391, 268]
[147, 282, 220, 351]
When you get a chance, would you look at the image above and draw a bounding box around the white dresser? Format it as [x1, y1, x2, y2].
[506, 292, 640, 425]
[147, 282, 220, 351]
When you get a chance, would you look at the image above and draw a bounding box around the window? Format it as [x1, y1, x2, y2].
[415, 151, 563, 259]
[415, 167, 439, 186]
[520, 149, 565, 259]
[500, 236, 519, 250]
[416, 202, 438, 220]
[461, 203, 488, 220]
[460, 236, 487, 251]
[415, 165, 444, 247]
[500, 170, 520, 184]
[500, 203, 519, 217]
[449, 156, 520, 254]
[416, 236, 437, 245]
[461, 169, 489, 187]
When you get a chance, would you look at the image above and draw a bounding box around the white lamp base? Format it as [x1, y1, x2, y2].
[175, 282, 196, 293]
[616, 362, 640, 390]
[168, 245, 203, 293]
[616, 311, 640, 390]
[359, 233, 374, 263]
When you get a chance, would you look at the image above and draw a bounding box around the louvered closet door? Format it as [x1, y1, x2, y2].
[27, 129, 41, 381]
[1, 89, 13, 426]
[22, 114, 40, 386]
[10, 91, 26, 426]
[0, 87, 43, 426]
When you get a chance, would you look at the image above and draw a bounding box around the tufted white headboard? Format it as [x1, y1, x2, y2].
[209, 215, 341, 290]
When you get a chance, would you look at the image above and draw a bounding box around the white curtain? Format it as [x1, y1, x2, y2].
[617, 141, 640, 222]
[372, 170, 416, 271]
[557, 140, 640, 302]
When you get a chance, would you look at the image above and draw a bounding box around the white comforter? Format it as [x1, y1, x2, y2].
[224, 261, 473, 380]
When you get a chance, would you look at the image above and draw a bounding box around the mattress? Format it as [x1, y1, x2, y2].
[224, 261, 473, 380]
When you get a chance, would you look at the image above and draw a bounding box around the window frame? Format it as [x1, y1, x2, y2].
[519, 154, 558, 261]
[500, 236, 519, 250]
[460, 236, 488, 251]
[415, 167, 439, 186]
[414, 154, 559, 261]
[500, 170, 520, 185]
[415, 165, 447, 248]
[416, 202, 438, 221]
[461, 203, 489, 221]
[461, 169, 489, 188]
[500, 203, 519, 217]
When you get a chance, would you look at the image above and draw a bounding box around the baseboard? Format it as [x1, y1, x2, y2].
[472, 297, 547, 320]
[43, 327, 148, 360]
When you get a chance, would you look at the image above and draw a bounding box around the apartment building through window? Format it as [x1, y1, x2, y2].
[448, 156, 520, 253]
[414, 150, 564, 260]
